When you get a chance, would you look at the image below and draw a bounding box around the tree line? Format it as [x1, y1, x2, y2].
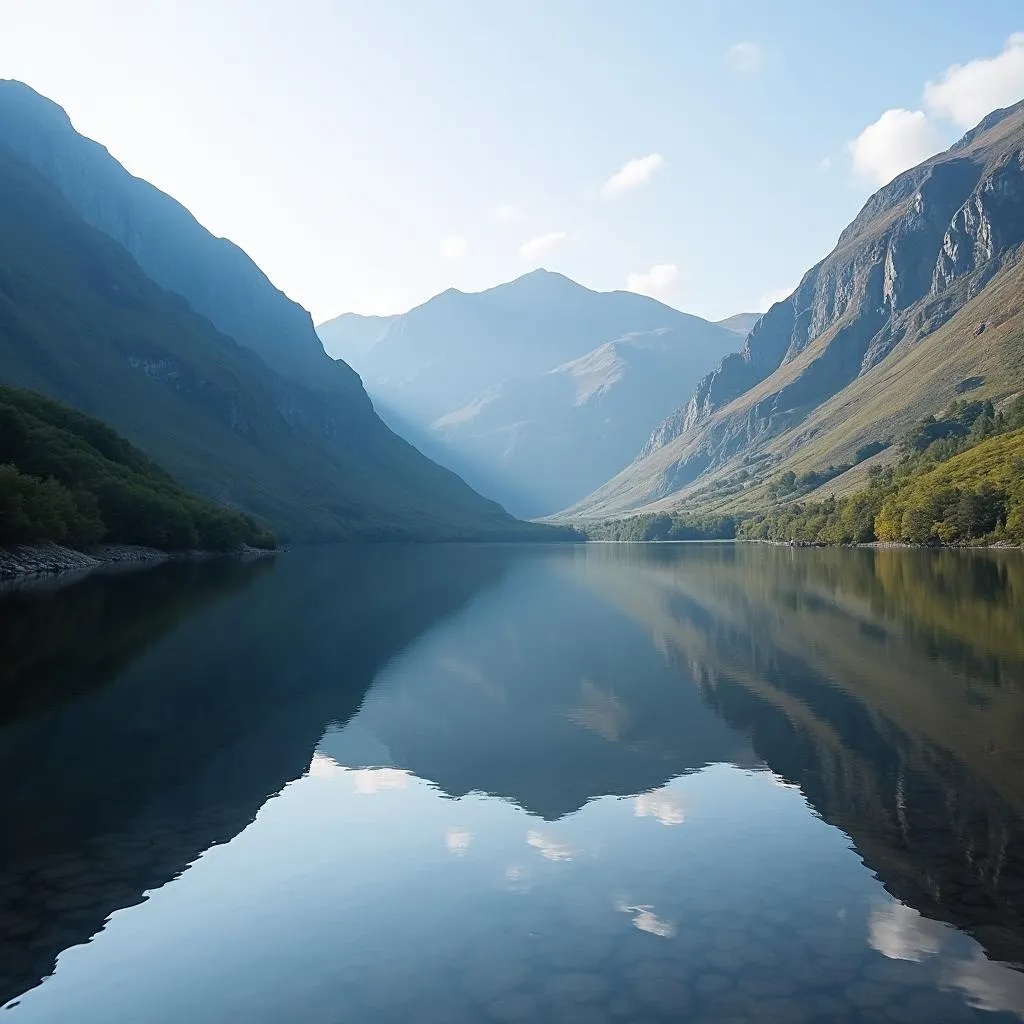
[573, 395, 1024, 547]
[0, 387, 276, 551]
[739, 396, 1024, 546]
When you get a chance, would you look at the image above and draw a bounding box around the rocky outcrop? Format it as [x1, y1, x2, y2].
[0, 544, 100, 580]
[568, 100, 1024, 517]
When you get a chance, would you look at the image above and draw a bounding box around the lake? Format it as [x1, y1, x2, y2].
[2, 543, 1024, 1023]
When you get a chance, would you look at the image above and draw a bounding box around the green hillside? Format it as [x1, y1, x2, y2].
[0, 141, 540, 542]
[0, 386, 275, 550]
[738, 399, 1024, 546]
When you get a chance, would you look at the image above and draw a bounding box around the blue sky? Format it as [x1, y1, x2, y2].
[4, 1, 1024, 323]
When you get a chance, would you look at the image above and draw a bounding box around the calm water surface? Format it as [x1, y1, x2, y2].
[2, 544, 1024, 1022]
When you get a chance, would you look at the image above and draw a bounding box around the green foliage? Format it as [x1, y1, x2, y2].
[576, 513, 736, 542]
[765, 443, 889, 502]
[0, 386, 276, 551]
[739, 405, 1024, 547]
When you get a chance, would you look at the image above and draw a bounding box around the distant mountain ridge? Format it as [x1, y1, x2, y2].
[0, 80, 540, 541]
[319, 271, 736, 516]
[714, 312, 761, 337]
[564, 99, 1024, 519]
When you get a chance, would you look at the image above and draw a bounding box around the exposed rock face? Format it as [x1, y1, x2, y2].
[567, 100, 1024, 517]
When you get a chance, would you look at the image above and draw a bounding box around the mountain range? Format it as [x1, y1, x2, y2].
[562, 100, 1024, 520]
[0, 80, 541, 542]
[318, 273, 737, 516]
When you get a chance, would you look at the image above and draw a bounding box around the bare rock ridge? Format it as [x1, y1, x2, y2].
[566, 99, 1024, 518]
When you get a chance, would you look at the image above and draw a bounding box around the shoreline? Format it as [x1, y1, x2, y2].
[0, 541, 277, 587]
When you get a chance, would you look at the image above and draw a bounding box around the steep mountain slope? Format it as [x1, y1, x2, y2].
[0, 135, 530, 542]
[0, 79, 355, 396]
[565, 101, 1024, 519]
[319, 271, 736, 516]
[715, 312, 761, 337]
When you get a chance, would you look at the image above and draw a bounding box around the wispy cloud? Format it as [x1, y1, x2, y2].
[817, 156, 832, 172]
[925, 33, 1024, 128]
[601, 153, 664, 199]
[725, 41, 765, 75]
[519, 231, 568, 261]
[847, 108, 943, 186]
[439, 235, 468, 259]
[527, 830, 573, 861]
[626, 263, 682, 301]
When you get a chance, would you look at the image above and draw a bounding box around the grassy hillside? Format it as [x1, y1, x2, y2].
[0, 386, 275, 550]
[738, 399, 1024, 545]
[0, 142, 544, 543]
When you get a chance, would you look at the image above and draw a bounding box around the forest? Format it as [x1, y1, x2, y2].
[0, 387, 276, 551]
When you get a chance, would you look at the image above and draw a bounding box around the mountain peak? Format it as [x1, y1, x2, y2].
[0, 79, 74, 131]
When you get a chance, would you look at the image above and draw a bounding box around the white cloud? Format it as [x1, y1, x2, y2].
[519, 231, 568, 261]
[527, 830, 573, 861]
[626, 263, 682, 301]
[944, 951, 1024, 1015]
[925, 33, 1024, 128]
[439, 235, 468, 260]
[445, 828, 472, 855]
[868, 901, 948, 962]
[847, 108, 944, 187]
[601, 153, 664, 198]
[349, 767, 409, 794]
[634, 790, 686, 826]
[726, 41, 765, 75]
[492, 202, 524, 225]
[307, 752, 345, 779]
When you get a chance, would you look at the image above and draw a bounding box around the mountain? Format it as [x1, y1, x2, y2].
[0, 81, 537, 542]
[715, 312, 761, 337]
[318, 271, 736, 516]
[565, 101, 1024, 520]
[317, 311, 398, 361]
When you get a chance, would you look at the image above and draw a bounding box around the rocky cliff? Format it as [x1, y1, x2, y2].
[566, 100, 1024, 518]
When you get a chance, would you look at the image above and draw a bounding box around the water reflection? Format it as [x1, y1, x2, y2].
[1, 543, 1023, 1022]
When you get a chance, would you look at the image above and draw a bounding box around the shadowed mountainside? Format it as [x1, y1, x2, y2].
[0, 81, 538, 543]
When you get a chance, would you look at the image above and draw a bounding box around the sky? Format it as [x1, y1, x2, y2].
[3, 1, 1024, 324]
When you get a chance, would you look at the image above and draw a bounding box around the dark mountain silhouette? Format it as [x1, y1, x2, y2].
[0, 81, 537, 542]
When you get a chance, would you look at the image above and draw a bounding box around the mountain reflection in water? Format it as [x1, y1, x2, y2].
[2, 544, 1024, 1023]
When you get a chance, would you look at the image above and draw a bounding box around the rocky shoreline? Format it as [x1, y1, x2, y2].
[0, 541, 276, 585]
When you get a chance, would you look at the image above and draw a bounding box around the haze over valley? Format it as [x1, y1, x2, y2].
[2, 6, 1024, 1023]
